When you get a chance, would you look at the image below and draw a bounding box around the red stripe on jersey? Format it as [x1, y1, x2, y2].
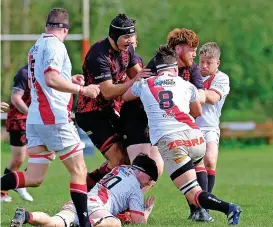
[203, 74, 216, 89]
[67, 94, 73, 122]
[129, 210, 144, 216]
[35, 81, 55, 124]
[44, 66, 60, 74]
[147, 77, 198, 129]
[98, 187, 109, 204]
[43, 35, 54, 38]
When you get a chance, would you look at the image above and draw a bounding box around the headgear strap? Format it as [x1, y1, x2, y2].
[46, 22, 70, 29]
[109, 24, 135, 48]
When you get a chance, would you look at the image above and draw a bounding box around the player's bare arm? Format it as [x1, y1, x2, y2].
[0, 101, 9, 112]
[143, 196, 155, 221]
[11, 88, 28, 114]
[204, 89, 221, 104]
[127, 65, 153, 81]
[189, 100, 202, 118]
[44, 70, 100, 98]
[122, 88, 138, 102]
[99, 79, 135, 100]
[198, 89, 206, 104]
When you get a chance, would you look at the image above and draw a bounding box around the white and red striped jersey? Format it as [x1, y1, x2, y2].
[27, 33, 73, 125]
[196, 70, 230, 130]
[131, 72, 199, 145]
[89, 165, 144, 216]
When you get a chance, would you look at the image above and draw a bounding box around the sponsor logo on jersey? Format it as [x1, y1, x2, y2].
[95, 73, 111, 80]
[162, 111, 175, 118]
[154, 78, 175, 87]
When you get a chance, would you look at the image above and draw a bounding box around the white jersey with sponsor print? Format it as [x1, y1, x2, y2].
[196, 70, 230, 130]
[27, 33, 73, 125]
[88, 165, 144, 216]
[131, 71, 199, 145]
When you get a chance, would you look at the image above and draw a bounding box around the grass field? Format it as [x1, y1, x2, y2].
[1, 142, 273, 227]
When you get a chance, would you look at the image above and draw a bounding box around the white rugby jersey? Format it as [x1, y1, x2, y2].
[131, 72, 199, 145]
[27, 33, 73, 125]
[89, 165, 144, 216]
[196, 70, 230, 129]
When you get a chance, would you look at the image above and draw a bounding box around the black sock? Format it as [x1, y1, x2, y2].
[4, 167, 12, 175]
[87, 162, 111, 190]
[1, 173, 17, 190]
[195, 191, 230, 214]
[196, 171, 208, 191]
[70, 183, 92, 227]
[187, 199, 198, 214]
[207, 170, 216, 193]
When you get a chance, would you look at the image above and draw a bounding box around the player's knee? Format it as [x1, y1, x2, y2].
[29, 176, 45, 187]
[10, 159, 24, 169]
[185, 186, 202, 206]
[204, 157, 217, 170]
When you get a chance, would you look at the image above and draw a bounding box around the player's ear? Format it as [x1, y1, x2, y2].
[175, 45, 181, 53]
[217, 59, 220, 67]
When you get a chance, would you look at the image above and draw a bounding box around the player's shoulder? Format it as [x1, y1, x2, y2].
[15, 65, 28, 80]
[42, 34, 66, 51]
[215, 70, 229, 81]
[88, 38, 111, 58]
[86, 38, 111, 64]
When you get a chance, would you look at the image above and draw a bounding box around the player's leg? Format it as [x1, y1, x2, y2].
[158, 131, 242, 225]
[76, 111, 125, 190]
[202, 130, 220, 193]
[5, 131, 33, 201]
[120, 100, 164, 188]
[1, 125, 53, 192]
[150, 146, 164, 177]
[10, 207, 73, 227]
[48, 122, 91, 227]
[6, 132, 27, 172]
[141, 146, 164, 193]
[90, 210, 121, 227]
[1, 131, 26, 202]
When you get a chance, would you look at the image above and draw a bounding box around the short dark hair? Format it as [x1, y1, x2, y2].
[154, 45, 177, 66]
[110, 13, 135, 28]
[132, 153, 158, 182]
[46, 8, 69, 24]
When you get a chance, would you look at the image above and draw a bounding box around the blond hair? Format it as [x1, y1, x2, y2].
[199, 42, 221, 59]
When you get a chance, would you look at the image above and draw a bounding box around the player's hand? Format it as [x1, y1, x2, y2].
[133, 68, 153, 82]
[72, 74, 85, 86]
[116, 211, 131, 225]
[1, 102, 9, 112]
[82, 84, 100, 98]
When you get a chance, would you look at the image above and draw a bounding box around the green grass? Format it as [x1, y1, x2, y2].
[1, 142, 273, 227]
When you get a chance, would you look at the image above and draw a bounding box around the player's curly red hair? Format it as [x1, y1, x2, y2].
[167, 28, 199, 49]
